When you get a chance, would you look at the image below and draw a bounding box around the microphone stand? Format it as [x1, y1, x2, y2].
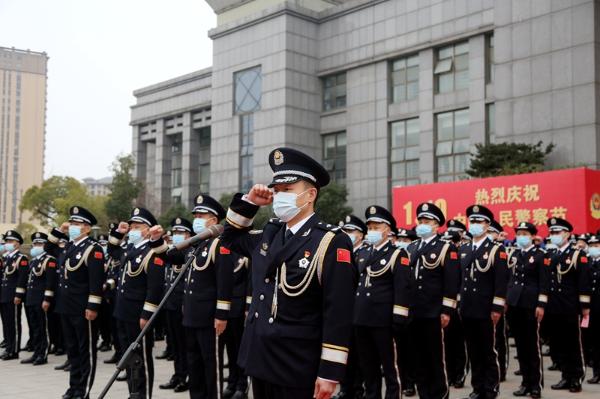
[97, 242, 203, 399]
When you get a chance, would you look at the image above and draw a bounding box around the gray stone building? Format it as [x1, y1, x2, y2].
[131, 0, 600, 216]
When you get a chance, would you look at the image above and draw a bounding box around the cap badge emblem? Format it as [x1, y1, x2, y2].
[273, 150, 284, 165]
[422, 204, 429, 211]
[73, 207, 79, 214]
[369, 206, 376, 215]
[197, 195, 203, 204]
[473, 205, 479, 212]
[346, 216, 351, 223]
[176, 218, 181, 224]
[134, 208, 140, 215]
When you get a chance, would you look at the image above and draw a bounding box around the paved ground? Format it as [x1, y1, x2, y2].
[1, 334, 599, 398]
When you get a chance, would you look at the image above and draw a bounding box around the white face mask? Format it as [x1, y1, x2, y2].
[272, 190, 310, 222]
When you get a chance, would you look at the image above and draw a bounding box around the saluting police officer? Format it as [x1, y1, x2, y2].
[108, 207, 166, 399]
[221, 147, 356, 399]
[153, 194, 235, 399]
[19, 232, 57, 365]
[545, 217, 591, 393]
[158, 217, 191, 393]
[0, 230, 28, 360]
[459, 205, 509, 399]
[587, 235, 600, 384]
[96, 234, 112, 353]
[506, 222, 551, 398]
[402, 203, 461, 399]
[46, 206, 105, 399]
[354, 205, 408, 399]
[102, 227, 124, 365]
[334, 215, 367, 399]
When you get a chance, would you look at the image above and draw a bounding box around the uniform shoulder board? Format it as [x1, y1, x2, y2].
[249, 229, 263, 235]
[316, 221, 342, 233]
[536, 247, 547, 254]
[268, 217, 283, 225]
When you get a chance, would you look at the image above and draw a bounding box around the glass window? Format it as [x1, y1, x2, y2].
[390, 118, 420, 188]
[171, 135, 182, 189]
[486, 103, 495, 144]
[322, 72, 347, 111]
[198, 127, 211, 193]
[486, 34, 494, 83]
[435, 41, 469, 93]
[322, 132, 347, 183]
[240, 114, 254, 192]
[391, 54, 419, 103]
[435, 109, 470, 182]
[234, 66, 262, 114]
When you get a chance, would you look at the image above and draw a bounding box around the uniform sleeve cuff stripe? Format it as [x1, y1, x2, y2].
[442, 297, 457, 308]
[226, 209, 253, 228]
[16, 288, 26, 294]
[580, 295, 591, 303]
[153, 242, 168, 254]
[44, 290, 54, 297]
[321, 347, 348, 365]
[246, 296, 252, 304]
[493, 297, 506, 306]
[88, 295, 102, 304]
[143, 302, 158, 312]
[216, 301, 231, 311]
[393, 305, 409, 316]
[108, 236, 121, 245]
[538, 294, 548, 303]
[48, 233, 59, 244]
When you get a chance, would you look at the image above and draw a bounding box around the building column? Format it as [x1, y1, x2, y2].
[132, 125, 146, 183]
[181, 112, 199, 207]
[154, 119, 171, 214]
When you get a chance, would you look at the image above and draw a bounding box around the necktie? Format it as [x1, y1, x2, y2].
[284, 229, 294, 244]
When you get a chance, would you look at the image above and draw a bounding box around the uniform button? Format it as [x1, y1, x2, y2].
[418, 276, 423, 280]
[558, 288, 562, 292]
[418, 286, 422, 290]
[474, 278, 477, 282]
[366, 292, 370, 297]
[464, 278, 467, 281]
[191, 279, 194, 283]
[254, 312, 259, 318]
[356, 292, 360, 296]
[190, 290, 193, 294]
[265, 278, 270, 283]
[268, 317, 274, 324]
[473, 288, 477, 292]
[259, 294, 265, 300]
[121, 290, 124, 293]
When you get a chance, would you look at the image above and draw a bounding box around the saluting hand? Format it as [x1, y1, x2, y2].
[117, 221, 130, 234]
[248, 184, 273, 206]
[149, 225, 164, 241]
[60, 222, 70, 234]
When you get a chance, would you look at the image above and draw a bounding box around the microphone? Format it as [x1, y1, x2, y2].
[173, 224, 224, 251]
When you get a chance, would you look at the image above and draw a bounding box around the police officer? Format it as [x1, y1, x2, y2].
[154, 194, 234, 399]
[443, 219, 469, 389]
[221, 147, 356, 399]
[0, 230, 28, 360]
[506, 222, 550, 398]
[19, 232, 57, 365]
[102, 228, 123, 365]
[587, 235, 600, 384]
[354, 205, 408, 399]
[459, 205, 509, 399]
[545, 217, 590, 393]
[96, 234, 112, 353]
[334, 214, 367, 399]
[46, 206, 105, 399]
[158, 217, 191, 393]
[402, 203, 460, 399]
[108, 207, 166, 399]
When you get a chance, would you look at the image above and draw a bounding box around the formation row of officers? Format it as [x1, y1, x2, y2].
[0, 146, 599, 399]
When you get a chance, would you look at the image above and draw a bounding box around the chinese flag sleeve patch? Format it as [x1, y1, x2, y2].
[48, 261, 56, 268]
[20, 260, 28, 266]
[94, 251, 103, 259]
[581, 256, 588, 264]
[219, 246, 231, 255]
[401, 257, 410, 266]
[499, 252, 507, 260]
[153, 257, 164, 266]
[450, 252, 458, 260]
[337, 248, 351, 263]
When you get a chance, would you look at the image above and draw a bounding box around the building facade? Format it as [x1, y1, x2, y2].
[0, 46, 48, 225]
[82, 176, 113, 197]
[131, 0, 600, 215]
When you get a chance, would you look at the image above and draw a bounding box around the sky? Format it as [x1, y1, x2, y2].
[0, 0, 215, 179]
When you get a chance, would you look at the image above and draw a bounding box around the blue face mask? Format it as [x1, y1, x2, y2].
[172, 234, 185, 245]
[516, 235, 532, 249]
[0, 244, 4, 252]
[396, 241, 409, 250]
[468, 223, 485, 238]
[272, 190, 309, 223]
[589, 247, 600, 259]
[30, 246, 44, 258]
[550, 234, 564, 247]
[128, 230, 143, 245]
[4, 243, 15, 252]
[415, 223, 434, 238]
[366, 230, 383, 245]
[68, 225, 82, 241]
[193, 218, 207, 234]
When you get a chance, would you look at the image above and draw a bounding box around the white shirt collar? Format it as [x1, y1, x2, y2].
[286, 212, 315, 235]
[472, 236, 488, 251]
[135, 239, 150, 249]
[422, 234, 436, 245]
[73, 236, 89, 246]
[374, 239, 390, 251]
[521, 245, 534, 253]
[35, 251, 46, 260]
[559, 242, 570, 253]
[7, 249, 19, 257]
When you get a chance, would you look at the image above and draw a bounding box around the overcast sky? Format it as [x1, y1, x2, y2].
[0, 0, 215, 179]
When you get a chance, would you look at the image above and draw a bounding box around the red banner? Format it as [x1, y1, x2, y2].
[392, 168, 600, 238]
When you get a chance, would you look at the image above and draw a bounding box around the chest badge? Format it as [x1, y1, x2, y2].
[529, 256, 534, 263]
[201, 250, 208, 258]
[566, 258, 571, 264]
[461, 253, 467, 258]
[76, 252, 82, 260]
[299, 258, 309, 269]
[135, 255, 142, 264]
[430, 253, 437, 259]
[380, 259, 386, 265]
[302, 229, 310, 237]
[304, 250, 311, 258]
[483, 252, 489, 260]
